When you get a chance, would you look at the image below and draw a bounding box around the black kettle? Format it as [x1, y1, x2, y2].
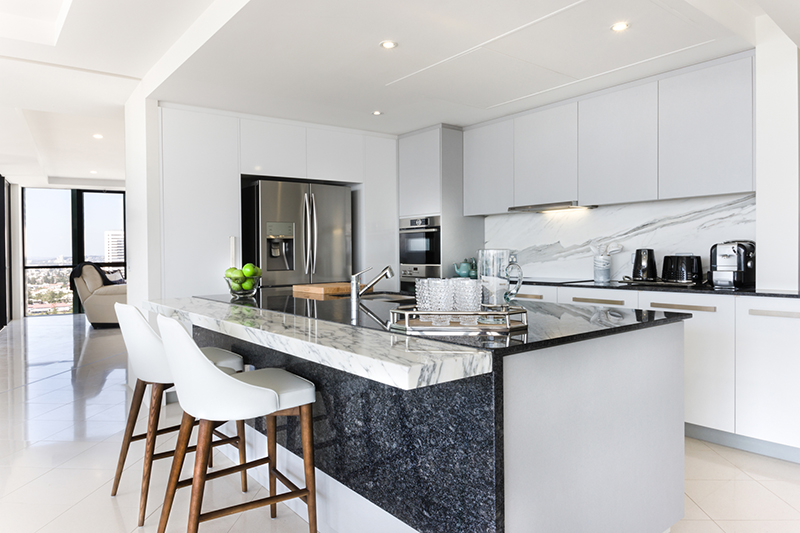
[631, 249, 657, 281]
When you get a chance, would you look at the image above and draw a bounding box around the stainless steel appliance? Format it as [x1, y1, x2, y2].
[631, 249, 658, 281]
[709, 241, 755, 289]
[662, 254, 703, 285]
[399, 216, 441, 293]
[241, 178, 352, 287]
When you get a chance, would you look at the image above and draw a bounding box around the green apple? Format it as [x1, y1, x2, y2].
[225, 267, 238, 278]
[242, 263, 257, 277]
[229, 281, 242, 291]
[241, 279, 254, 291]
[254, 266, 262, 277]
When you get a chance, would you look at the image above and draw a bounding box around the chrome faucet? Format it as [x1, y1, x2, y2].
[350, 266, 395, 321]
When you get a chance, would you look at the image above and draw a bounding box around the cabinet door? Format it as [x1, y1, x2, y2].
[578, 82, 658, 206]
[240, 119, 306, 178]
[463, 121, 513, 216]
[306, 128, 365, 183]
[556, 287, 638, 309]
[736, 297, 800, 447]
[399, 128, 441, 217]
[659, 57, 753, 199]
[515, 284, 558, 303]
[514, 103, 577, 207]
[639, 292, 735, 432]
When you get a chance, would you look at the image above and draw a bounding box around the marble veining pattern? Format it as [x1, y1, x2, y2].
[486, 193, 755, 280]
[143, 297, 492, 390]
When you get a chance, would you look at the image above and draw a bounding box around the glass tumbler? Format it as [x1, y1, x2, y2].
[428, 278, 453, 327]
[415, 278, 432, 322]
[453, 278, 481, 326]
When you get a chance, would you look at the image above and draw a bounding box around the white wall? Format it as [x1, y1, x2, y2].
[124, 85, 162, 308]
[755, 15, 800, 292]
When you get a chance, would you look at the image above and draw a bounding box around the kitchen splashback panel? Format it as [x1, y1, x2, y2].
[484, 193, 755, 281]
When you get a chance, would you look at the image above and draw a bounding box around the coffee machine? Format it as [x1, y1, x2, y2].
[708, 241, 755, 289]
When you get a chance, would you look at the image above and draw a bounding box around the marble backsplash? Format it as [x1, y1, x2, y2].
[484, 193, 756, 281]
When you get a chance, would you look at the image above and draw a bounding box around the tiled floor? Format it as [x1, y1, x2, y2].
[1, 315, 800, 533]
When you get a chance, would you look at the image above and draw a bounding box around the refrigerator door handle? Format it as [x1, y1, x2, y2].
[303, 193, 312, 275]
[311, 193, 318, 274]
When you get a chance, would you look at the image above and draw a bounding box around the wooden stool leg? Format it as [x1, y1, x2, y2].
[300, 404, 317, 533]
[236, 420, 248, 492]
[139, 383, 164, 526]
[157, 411, 195, 533]
[266, 414, 277, 518]
[111, 378, 146, 496]
[187, 419, 214, 533]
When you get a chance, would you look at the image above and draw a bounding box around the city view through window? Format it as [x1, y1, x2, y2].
[24, 189, 125, 316]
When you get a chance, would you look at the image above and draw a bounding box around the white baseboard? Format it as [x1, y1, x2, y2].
[216, 421, 418, 533]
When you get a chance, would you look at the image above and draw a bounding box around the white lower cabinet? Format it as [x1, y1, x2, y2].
[515, 284, 558, 304]
[556, 287, 638, 309]
[735, 297, 800, 448]
[639, 292, 735, 433]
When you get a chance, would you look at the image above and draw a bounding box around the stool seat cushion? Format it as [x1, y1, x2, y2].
[231, 368, 315, 411]
[199, 347, 244, 374]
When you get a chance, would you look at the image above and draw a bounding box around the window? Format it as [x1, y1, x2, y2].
[23, 189, 126, 317]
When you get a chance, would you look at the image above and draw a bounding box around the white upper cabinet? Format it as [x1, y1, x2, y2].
[240, 119, 306, 178]
[578, 82, 659, 206]
[399, 128, 441, 217]
[306, 128, 365, 183]
[463, 120, 514, 216]
[514, 103, 577, 207]
[659, 56, 754, 199]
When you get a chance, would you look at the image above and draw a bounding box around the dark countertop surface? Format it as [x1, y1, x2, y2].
[199, 287, 690, 357]
[523, 278, 800, 298]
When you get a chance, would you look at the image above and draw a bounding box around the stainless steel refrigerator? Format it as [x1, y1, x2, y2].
[241, 178, 352, 287]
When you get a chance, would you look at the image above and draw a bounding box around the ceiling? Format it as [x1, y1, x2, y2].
[0, 0, 797, 188]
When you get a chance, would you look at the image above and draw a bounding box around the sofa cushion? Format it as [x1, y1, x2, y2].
[92, 284, 127, 296]
[81, 266, 105, 293]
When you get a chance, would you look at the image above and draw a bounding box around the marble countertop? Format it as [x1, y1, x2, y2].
[145, 288, 688, 390]
[143, 296, 492, 391]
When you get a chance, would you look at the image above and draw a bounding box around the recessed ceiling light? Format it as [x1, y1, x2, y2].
[90, 170, 97, 174]
[92, 134, 103, 139]
[611, 21, 630, 32]
[379, 40, 398, 49]
[372, 111, 382, 116]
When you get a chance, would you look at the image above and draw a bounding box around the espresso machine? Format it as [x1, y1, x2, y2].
[708, 241, 755, 289]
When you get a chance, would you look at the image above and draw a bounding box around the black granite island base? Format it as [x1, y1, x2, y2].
[194, 326, 504, 533]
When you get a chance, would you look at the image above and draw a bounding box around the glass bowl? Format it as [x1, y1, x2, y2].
[224, 276, 261, 299]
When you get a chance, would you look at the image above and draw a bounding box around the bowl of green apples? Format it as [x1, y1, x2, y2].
[224, 263, 262, 298]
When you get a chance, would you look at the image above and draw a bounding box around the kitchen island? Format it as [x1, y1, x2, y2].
[144, 289, 688, 533]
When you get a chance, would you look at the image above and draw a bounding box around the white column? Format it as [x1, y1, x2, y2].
[755, 15, 800, 291]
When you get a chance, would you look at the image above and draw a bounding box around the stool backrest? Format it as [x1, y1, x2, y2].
[115, 303, 173, 384]
[157, 314, 280, 420]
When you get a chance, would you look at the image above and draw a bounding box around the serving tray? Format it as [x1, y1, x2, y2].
[389, 305, 528, 336]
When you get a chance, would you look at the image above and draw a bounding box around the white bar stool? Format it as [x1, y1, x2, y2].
[112, 303, 248, 527]
[156, 314, 318, 533]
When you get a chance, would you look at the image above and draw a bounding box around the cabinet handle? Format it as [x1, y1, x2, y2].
[749, 309, 800, 319]
[650, 302, 716, 313]
[516, 294, 543, 300]
[572, 297, 625, 306]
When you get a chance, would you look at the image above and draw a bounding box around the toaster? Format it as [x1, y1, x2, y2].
[708, 241, 755, 289]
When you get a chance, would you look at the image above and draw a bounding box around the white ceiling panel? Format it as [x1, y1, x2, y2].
[391, 47, 577, 109]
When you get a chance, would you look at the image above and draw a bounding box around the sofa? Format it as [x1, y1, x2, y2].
[72, 264, 127, 327]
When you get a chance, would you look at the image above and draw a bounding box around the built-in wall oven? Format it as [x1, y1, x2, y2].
[399, 216, 441, 293]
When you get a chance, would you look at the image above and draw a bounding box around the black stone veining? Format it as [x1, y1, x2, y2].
[194, 326, 504, 533]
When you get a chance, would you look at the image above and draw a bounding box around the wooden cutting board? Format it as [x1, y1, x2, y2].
[292, 282, 372, 296]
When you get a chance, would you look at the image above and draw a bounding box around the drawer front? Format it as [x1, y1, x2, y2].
[556, 287, 638, 309]
[515, 285, 558, 303]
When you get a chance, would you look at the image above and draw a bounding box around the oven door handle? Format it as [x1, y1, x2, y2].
[399, 228, 439, 233]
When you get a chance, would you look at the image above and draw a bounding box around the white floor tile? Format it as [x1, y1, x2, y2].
[0, 500, 73, 533]
[1, 466, 115, 507]
[685, 479, 800, 521]
[671, 521, 725, 533]
[715, 521, 800, 533]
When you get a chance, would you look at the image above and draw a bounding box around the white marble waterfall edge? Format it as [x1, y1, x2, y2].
[485, 193, 755, 281]
[143, 297, 492, 390]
